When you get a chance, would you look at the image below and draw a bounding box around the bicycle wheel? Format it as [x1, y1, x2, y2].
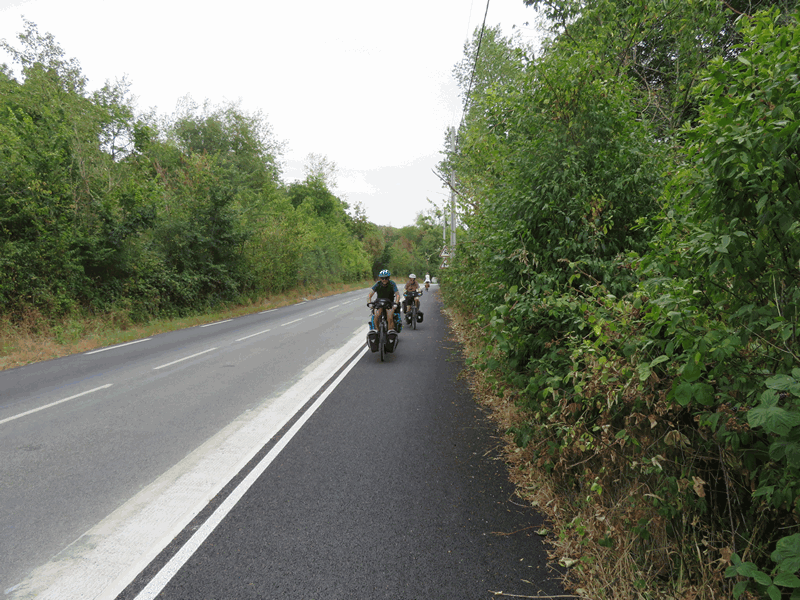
[412, 306, 417, 330]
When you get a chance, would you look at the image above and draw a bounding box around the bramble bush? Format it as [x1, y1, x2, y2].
[442, 5, 800, 598]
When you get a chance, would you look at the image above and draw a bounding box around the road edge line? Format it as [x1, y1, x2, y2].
[133, 343, 369, 600]
[7, 329, 368, 600]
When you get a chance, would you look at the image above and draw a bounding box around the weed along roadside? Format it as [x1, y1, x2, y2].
[440, 290, 713, 600]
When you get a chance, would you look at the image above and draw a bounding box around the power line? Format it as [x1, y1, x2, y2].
[443, 0, 491, 266]
[461, 0, 491, 126]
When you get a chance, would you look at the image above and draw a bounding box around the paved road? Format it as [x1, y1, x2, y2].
[1, 291, 368, 597]
[2, 287, 566, 599]
[118, 288, 565, 600]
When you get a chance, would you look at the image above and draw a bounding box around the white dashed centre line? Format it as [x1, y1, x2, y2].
[86, 339, 152, 355]
[201, 320, 232, 328]
[0, 384, 114, 426]
[236, 329, 272, 342]
[153, 348, 218, 371]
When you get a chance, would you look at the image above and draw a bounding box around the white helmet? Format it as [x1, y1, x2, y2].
[409, 273, 416, 279]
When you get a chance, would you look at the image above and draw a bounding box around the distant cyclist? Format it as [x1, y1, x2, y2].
[368, 269, 401, 334]
[403, 274, 422, 322]
[424, 272, 431, 290]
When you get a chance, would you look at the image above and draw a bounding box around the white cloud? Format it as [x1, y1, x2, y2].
[338, 171, 380, 197]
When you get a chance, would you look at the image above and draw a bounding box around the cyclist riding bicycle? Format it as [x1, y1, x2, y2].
[403, 274, 423, 324]
[424, 272, 431, 290]
[368, 269, 401, 334]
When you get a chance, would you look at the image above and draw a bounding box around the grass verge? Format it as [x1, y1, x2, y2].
[0, 280, 373, 372]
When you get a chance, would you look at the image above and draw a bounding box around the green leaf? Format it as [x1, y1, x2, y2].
[774, 573, 800, 588]
[766, 374, 800, 395]
[598, 535, 615, 548]
[770, 441, 800, 468]
[674, 382, 694, 406]
[694, 383, 715, 406]
[682, 358, 702, 383]
[650, 355, 669, 367]
[736, 561, 762, 578]
[748, 404, 800, 436]
[760, 389, 781, 408]
[733, 581, 748, 599]
[772, 534, 800, 574]
[753, 485, 775, 498]
[754, 571, 773, 587]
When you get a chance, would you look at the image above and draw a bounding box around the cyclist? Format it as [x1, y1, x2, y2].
[424, 272, 431, 290]
[403, 274, 422, 323]
[368, 269, 401, 334]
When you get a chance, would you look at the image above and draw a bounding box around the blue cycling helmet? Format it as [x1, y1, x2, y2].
[379, 269, 391, 278]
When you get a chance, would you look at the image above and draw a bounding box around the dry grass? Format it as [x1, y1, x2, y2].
[0, 281, 372, 372]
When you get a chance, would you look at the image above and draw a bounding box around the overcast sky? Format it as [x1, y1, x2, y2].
[0, 0, 541, 227]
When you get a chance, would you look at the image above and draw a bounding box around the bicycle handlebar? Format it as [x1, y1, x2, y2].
[368, 299, 397, 309]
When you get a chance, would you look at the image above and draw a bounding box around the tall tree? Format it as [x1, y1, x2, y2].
[0, 20, 133, 312]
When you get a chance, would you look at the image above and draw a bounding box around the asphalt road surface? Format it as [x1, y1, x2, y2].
[1, 286, 566, 599]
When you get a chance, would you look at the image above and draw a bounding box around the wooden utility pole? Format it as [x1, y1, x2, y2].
[440, 128, 457, 270]
[449, 128, 457, 256]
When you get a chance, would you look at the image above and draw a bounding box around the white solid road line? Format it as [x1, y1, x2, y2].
[134, 342, 369, 600]
[0, 384, 114, 426]
[85, 339, 152, 355]
[6, 328, 368, 600]
[152, 348, 218, 371]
